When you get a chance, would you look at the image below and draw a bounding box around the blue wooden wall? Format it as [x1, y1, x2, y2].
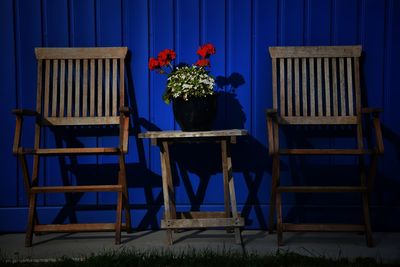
[1, 0, 399, 232]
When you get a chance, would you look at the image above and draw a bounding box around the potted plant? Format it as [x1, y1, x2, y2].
[148, 44, 218, 131]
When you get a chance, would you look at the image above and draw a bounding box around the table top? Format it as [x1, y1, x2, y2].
[138, 129, 248, 139]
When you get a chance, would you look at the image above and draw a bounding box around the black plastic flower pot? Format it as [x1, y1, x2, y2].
[172, 94, 218, 131]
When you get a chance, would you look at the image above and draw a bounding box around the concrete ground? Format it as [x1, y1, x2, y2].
[1, 230, 399, 263]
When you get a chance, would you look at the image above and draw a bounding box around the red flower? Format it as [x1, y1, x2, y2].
[148, 57, 160, 70]
[196, 43, 216, 58]
[158, 49, 176, 66]
[195, 59, 210, 67]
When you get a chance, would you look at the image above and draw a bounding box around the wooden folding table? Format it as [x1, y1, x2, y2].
[139, 129, 247, 245]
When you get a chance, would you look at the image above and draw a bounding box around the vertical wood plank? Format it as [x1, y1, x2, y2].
[36, 60, 43, 112]
[272, 58, 278, 109]
[119, 58, 125, 108]
[75, 59, 80, 117]
[339, 57, 346, 116]
[97, 59, 103, 116]
[287, 58, 293, 116]
[67, 59, 72, 117]
[294, 58, 300, 116]
[90, 59, 95, 117]
[279, 58, 285, 116]
[347, 57, 354, 116]
[82, 59, 88, 117]
[44, 60, 50, 117]
[309, 58, 315, 116]
[302, 58, 307, 116]
[59, 59, 65, 117]
[51, 59, 58, 117]
[112, 59, 117, 116]
[331, 58, 338, 116]
[354, 57, 361, 113]
[324, 58, 331, 116]
[316, 58, 323, 116]
[105, 59, 110, 116]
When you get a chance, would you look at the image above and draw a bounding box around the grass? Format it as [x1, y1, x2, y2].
[1, 249, 399, 267]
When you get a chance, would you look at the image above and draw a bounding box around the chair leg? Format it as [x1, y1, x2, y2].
[269, 155, 280, 234]
[359, 155, 374, 247]
[25, 193, 37, 247]
[119, 155, 132, 233]
[115, 191, 123, 245]
[276, 191, 283, 246]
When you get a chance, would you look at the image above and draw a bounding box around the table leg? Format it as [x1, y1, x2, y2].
[160, 141, 176, 245]
[221, 140, 242, 244]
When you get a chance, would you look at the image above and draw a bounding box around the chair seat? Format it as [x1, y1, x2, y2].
[19, 147, 121, 155]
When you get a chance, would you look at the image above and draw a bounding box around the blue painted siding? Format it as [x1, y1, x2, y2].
[0, 0, 399, 232]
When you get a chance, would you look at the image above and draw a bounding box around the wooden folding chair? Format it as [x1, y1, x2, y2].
[267, 46, 384, 247]
[12, 47, 132, 246]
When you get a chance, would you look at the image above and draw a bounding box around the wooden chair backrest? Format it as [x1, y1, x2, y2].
[34, 47, 127, 126]
[269, 45, 362, 125]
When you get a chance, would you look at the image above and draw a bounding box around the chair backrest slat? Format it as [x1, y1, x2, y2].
[90, 59, 95, 117]
[301, 58, 307, 116]
[35, 47, 128, 125]
[59, 59, 66, 116]
[82, 59, 88, 117]
[269, 45, 362, 124]
[331, 58, 338, 116]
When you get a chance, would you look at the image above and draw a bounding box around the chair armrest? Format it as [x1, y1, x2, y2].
[119, 106, 132, 115]
[266, 108, 278, 119]
[265, 108, 279, 155]
[12, 109, 39, 117]
[362, 107, 384, 154]
[119, 107, 130, 154]
[361, 107, 383, 116]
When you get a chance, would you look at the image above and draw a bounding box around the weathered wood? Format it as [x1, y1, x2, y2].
[301, 58, 307, 116]
[316, 58, 323, 116]
[16, 46, 130, 246]
[35, 47, 128, 59]
[34, 223, 127, 233]
[138, 129, 247, 139]
[51, 59, 58, 117]
[287, 58, 293, 116]
[59, 59, 65, 116]
[21, 147, 120, 155]
[90, 59, 95, 117]
[269, 46, 362, 58]
[347, 57, 354, 116]
[161, 217, 245, 229]
[267, 45, 381, 247]
[44, 60, 50, 117]
[42, 116, 119, 126]
[97, 59, 103, 116]
[339, 57, 346, 115]
[67, 59, 73, 117]
[75, 59, 81, 116]
[175, 211, 240, 219]
[324, 58, 331, 116]
[82, 59, 88, 117]
[309, 58, 315, 116]
[279, 58, 286, 116]
[105, 59, 110, 116]
[112, 59, 118, 116]
[272, 58, 278, 109]
[294, 58, 300, 116]
[280, 116, 357, 125]
[31, 185, 122, 193]
[332, 58, 338, 116]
